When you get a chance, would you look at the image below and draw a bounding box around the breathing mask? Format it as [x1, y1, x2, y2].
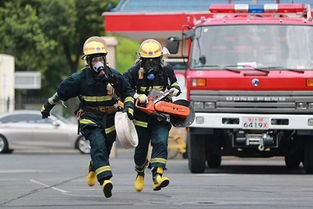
[93, 61, 105, 73]
[141, 58, 160, 80]
[91, 56, 105, 72]
[89, 55, 109, 81]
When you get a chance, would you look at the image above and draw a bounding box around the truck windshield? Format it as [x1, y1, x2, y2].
[190, 25, 313, 70]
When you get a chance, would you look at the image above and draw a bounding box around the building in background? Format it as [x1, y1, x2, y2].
[102, 37, 118, 69]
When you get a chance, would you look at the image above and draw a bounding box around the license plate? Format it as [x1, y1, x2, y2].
[242, 116, 269, 129]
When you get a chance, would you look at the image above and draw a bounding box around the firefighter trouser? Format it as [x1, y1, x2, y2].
[134, 119, 171, 169]
[84, 127, 116, 184]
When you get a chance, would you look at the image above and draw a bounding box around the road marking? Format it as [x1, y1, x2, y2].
[0, 169, 42, 173]
[30, 179, 68, 193]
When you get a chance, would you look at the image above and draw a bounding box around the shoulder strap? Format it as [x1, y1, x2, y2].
[105, 67, 122, 100]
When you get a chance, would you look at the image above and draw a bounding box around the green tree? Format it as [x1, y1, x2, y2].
[116, 36, 140, 73]
[0, 0, 123, 96]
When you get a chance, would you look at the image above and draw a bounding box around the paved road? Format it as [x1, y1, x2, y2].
[0, 150, 312, 209]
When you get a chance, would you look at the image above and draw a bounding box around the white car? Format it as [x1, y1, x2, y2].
[0, 110, 90, 154]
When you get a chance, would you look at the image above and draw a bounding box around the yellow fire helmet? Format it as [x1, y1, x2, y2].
[139, 39, 162, 58]
[83, 36, 106, 48]
[82, 37, 107, 59]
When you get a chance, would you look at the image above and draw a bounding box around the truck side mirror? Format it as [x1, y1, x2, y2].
[183, 29, 195, 39]
[166, 36, 180, 54]
[199, 55, 206, 65]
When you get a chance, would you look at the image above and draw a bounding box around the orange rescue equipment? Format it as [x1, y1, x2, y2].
[154, 101, 190, 118]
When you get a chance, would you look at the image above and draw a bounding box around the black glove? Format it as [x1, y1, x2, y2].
[123, 107, 134, 120]
[41, 101, 55, 119]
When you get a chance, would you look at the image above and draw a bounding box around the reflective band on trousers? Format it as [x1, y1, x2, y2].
[171, 82, 179, 87]
[128, 108, 134, 115]
[79, 119, 96, 124]
[134, 120, 148, 128]
[124, 96, 134, 103]
[81, 95, 113, 102]
[151, 158, 167, 164]
[96, 165, 111, 175]
[105, 125, 115, 134]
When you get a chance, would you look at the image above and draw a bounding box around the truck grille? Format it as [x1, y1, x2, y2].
[190, 90, 313, 114]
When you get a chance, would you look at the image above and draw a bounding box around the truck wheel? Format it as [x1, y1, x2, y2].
[284, 137, 304, 170]
[188, 133, 206, 173]
[206, 133, 222, 168]
[207, 154, 221, 168]
[284, 155, 301, 169]
[303, 139, 313, 174]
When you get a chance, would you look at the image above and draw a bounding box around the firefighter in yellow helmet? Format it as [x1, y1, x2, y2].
[123, 39, 181, 192]
[41, 36, 134, 198]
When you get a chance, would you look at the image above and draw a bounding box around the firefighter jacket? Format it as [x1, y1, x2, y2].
[123, 61, 180, 128]
[56, 67, 134, 133]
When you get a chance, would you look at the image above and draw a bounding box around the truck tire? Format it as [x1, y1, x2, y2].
[188, 133, 206, 173]
[284, 155, 301, 169]
[284, 137, 303, 170]
[207, 154, 221, 168]
[303, 139, 313, 174]
[206, 132, 222, 168]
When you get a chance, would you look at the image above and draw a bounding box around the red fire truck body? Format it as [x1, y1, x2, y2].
[168, 3, 313, 173]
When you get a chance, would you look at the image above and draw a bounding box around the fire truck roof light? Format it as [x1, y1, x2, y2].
[248, 5, 265, 13]
[264, 4, 278, 12]
[209, 3, 305, 14]
[277, 4, 305, 13]
[234, 4, 249, 12]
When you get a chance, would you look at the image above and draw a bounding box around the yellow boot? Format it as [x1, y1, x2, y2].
[134, 174, 144, 192]
[86, 171, 97, 186]
[152, 167, 169, 191]
[102, 180, 113, 198]
[86, 162, 96, 186]
[134, 160, 149, 192]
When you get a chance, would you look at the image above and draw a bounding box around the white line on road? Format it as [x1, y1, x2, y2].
[30, 179, 68, 193]
[0, 169, 42, 173]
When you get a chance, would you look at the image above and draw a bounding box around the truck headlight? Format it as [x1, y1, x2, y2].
[193, 101, 204, 109]
[308, 103, 313, 109]
[204, 101, 216, 109]
[296, 102, 307, 109]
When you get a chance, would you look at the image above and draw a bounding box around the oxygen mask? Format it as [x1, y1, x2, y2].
[141, 58, 160, 80]
[91, 56, 105, 72]
[93, 62, 105, 73]
[91, 56, 108, 81]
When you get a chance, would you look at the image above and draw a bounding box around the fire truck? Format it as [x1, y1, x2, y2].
[167, 3, 313, 173]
